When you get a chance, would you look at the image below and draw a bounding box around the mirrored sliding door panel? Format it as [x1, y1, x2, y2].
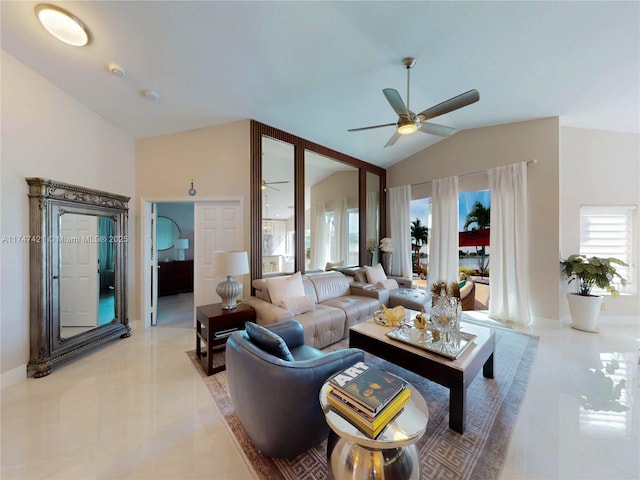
[262, 137, 295, 274]
[305, 150, 358, 271]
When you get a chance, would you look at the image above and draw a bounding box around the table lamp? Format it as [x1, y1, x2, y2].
[213, 251, 249, 310]
[174, 238, 189, 261]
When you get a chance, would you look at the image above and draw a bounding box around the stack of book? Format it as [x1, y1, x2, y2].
[326, 361, 410, 438]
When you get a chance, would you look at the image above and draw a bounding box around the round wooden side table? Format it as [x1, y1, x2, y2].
[319, 382, 428, 479]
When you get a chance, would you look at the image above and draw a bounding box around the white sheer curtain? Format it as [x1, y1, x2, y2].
[366, 191, 379, 265]
[334, 197, 348, 264]
[488, 162, 530, 325]
[388, 185, 412, 278]
[311, 202, 327, 270]
[429, 176, 459, 284]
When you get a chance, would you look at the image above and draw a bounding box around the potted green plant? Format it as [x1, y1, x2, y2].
[560, 254, 627, 332]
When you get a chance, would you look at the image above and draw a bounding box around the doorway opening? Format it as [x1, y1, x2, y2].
[155, 202, 194, 327]
[141, 197, 245, 329]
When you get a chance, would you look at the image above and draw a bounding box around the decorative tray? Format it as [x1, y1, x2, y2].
[385, 325, 477, 360]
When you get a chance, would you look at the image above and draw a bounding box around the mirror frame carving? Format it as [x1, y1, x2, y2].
[250, 120, 386, 287]
[26, 178, 131, 378]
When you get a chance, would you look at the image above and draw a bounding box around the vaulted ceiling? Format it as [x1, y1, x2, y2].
[2, 1, 638, 168]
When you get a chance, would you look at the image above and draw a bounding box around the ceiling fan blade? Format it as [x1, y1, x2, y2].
[262, 180, 285, 191]
[418, 122, 457, 137]
[383, 88, 409, 117]
[348, 122, 396, 132]
[384, 131, 401, 148]
[417, 89, 480, 122]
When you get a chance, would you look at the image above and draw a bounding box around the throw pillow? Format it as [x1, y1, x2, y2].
[280, 295, 315, 315]
[364, 263, 387, 284]
[376, 278, 399, 290]
[353, 269, 367, 283]
[245, 322, 295, 361]
[266, 272, 305, 308]
[325, 260, 344, 271]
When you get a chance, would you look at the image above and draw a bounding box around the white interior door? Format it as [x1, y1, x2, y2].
[194, 200, 243, 325]
[60, 214, 99, 327]
[150, 204, 159, 326]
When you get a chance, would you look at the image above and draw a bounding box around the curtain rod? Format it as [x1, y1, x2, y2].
[387, 158, 538, 191]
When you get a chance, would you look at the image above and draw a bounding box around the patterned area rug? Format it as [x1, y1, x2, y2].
[187, 325, 538, 480]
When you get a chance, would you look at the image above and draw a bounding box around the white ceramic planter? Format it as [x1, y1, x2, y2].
[566, 293, 603, 333]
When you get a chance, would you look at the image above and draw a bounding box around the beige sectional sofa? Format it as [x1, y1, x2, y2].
[245, 271, 383, 349]
[245, 267, 477, 350]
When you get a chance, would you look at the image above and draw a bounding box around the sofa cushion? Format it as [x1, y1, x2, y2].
[245, 322, 295, 361]
[266, 272, 305, 307]
[364, 263, 387, 284]
[252, 278, 271, 302]
[388, 288, 432, 312]
[293, 305, 346, 348]
[321, 295, 381, 336]
[310, 272, 351, 303]
[301, 275, 319, 304]
[353, 269, 368, 283]
[376, 278, 399, 290]
[280, 295, 315, 315]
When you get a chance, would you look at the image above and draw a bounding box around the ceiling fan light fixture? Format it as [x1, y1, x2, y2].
[35, 4, 91, 46]
[397, 122, 418, 135]
[349, 57, 478, 148]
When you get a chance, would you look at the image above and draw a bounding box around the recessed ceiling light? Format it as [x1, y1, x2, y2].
[35, 4, 91, 47]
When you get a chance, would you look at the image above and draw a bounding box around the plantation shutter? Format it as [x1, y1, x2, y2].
[579, 205, 635, 295]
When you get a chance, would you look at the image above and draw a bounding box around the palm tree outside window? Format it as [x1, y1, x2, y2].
[461, 197, 491, 276]
[411, 218, 429, 277]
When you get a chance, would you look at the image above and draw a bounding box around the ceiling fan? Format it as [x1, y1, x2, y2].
[261, 179, 289, 191]
[348, 57, 480, 147]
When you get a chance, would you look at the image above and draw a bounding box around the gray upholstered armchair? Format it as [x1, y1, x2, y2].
[226, 319, 364, 458]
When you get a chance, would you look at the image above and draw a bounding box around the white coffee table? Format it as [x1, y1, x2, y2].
[320, 382, 428, 480]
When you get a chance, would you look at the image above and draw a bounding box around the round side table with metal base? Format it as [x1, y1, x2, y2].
[320, 383, 429, 479]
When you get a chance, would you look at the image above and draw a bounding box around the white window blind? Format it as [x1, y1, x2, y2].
[580, 205, 636, 295]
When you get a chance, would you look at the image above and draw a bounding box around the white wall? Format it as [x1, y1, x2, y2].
[135, 121, 251, 319]
[0, 51, 135, 384]
[388, 117, 560, 321]
[560, 127, 640, 317]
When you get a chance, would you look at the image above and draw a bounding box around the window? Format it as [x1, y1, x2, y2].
[410, 190, 492, 276]
[459, 190, 491, 275]
[580, 205, 635, 295]
[410, 198, 431, 276]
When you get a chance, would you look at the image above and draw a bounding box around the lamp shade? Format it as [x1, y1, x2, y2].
[174, 238, 189, 250]
[213, 251, 249, 277]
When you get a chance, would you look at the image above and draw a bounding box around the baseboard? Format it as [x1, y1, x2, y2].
[531, 316, 564, 329]
[1, 364, 27, 389]
[597, 314, 640, 326]
[559, 313, 639, 328]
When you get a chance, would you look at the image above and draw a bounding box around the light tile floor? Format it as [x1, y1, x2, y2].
[1, 306, 638, 479]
